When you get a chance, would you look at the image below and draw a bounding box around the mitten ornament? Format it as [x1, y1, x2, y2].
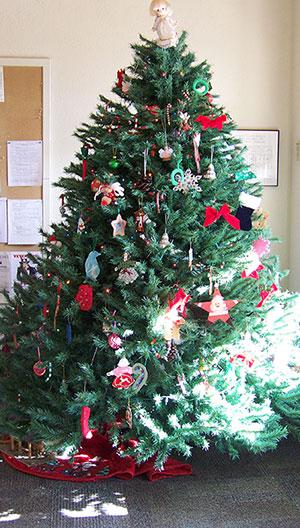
[75, 285, 93, 311]
[236, 192, 261, 231]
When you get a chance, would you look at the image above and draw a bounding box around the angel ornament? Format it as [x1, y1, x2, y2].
[150, 0, 178, 49]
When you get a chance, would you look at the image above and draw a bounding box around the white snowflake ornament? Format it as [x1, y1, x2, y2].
[174, 169, 202, 193]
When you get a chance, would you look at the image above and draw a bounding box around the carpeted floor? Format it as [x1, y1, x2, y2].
[0, 439, 300, 528]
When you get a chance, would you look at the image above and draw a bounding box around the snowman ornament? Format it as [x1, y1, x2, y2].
[150, 0, 178, 49]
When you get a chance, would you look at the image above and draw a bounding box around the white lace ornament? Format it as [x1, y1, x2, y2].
[173, 169, 202, 193]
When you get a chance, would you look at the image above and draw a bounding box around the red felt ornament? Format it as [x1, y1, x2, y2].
[194, 286, 239, 324]
[42, 304, 49, 318]
[81, 145, 89, 181]
[108, 333, 122, 350]
[203, 204, 240, 230]
[2, 342, 11, 354]
[33, 361, 46, 377]
[145, 105, 160, 116]
[112, 374, 134, 389]
[117, 69, 125, 89]
[75, 284, 93, 311]
[81, 406, 93, 439]
[195, 114, 227, 130]
[82, 159, 87, 181]
[33, 347, 46, 377]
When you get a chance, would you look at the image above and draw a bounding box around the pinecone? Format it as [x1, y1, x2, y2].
[166, 341, 179, 362]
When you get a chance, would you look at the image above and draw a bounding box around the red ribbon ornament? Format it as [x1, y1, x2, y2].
[82, 159, 87, 181]
[195, 114, 227, 130]
[256, 283, 278, 308]
[204, 204, 240, 230]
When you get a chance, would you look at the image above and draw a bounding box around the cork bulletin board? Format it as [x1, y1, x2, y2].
[0, 65, 43, 252]
[0, 59, 50, 303]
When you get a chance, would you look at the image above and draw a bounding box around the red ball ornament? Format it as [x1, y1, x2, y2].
[33, 361, 46, 377]
[108, 333, 122, 350]
[112, 373, 134, 389]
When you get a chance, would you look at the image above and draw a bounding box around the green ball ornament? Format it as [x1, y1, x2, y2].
[109, 157, 119, 170]
[193, 78, 209, 96]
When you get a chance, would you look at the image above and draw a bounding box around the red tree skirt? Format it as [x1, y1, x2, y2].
[0, 430, 192, 482]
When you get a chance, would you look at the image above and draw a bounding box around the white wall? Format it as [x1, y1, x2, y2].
[290, 0, 300, 290]
[0, 0, 295, 279]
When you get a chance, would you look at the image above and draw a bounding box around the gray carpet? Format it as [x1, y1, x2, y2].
[0, 439, 300, 528]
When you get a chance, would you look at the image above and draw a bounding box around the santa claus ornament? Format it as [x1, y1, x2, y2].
[194, 285, 239, 324]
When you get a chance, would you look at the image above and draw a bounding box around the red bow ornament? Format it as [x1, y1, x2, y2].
[204, 204, 240, 230]
[241, 264, 264, 280]
[256, 284, 278, 308]
[195, 114, 227, 130]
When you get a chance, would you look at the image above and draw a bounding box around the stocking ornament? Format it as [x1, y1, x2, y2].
[236, 192, 261, 231]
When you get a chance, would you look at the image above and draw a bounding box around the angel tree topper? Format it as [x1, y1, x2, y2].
[150, 0, 178, 49]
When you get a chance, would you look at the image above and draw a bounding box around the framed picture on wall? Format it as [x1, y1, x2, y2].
[232, 129, 280, 186]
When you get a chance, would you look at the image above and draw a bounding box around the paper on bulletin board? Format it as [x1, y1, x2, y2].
[0, 253, 10, 302]
[7, 140, 43, 186]
[8, 251, 41, 297]
[7, 199, 42, 245]
[0, 198, 7, 243]
[0, 66, 4, 102]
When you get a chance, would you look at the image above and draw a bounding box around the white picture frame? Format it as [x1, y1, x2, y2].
[232, 129, 280, 186]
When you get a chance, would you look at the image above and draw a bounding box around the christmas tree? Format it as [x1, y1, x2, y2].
[0, 1, 299, 471]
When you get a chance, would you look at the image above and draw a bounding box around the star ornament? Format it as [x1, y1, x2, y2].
[194, 286, 239, 324]
[111, 214, 127, 237]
